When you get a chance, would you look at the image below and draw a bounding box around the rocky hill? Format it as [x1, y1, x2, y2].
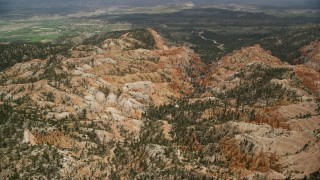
[0, 29, 319, 179]
[299, 40, 320, 72]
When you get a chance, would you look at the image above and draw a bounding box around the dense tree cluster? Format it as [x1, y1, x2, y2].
[0, 43, 71, 71]
[82, 30, 129, 46]
[0, 102, 63, 179]
[260, 25, 320, 64]
[127, 29, 156, 50]
[224, 64, 298, 106]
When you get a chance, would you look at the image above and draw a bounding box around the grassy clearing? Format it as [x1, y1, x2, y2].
[0, 21, 10, 26]
[0, 20, 64, 42]
[0, 18, 128, 43]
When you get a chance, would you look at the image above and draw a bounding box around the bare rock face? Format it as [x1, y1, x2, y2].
[204, 44, 286, 92]
[1, 29, 197, 126]
[0, 30, 319, 179]
[200, 45, 320, 179]
[0, 29, 206, 178]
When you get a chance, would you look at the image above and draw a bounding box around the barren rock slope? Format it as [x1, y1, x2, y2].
[0, 29, 319, 179]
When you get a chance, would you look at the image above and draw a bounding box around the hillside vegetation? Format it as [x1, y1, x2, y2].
[0, 29, 319, 179]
